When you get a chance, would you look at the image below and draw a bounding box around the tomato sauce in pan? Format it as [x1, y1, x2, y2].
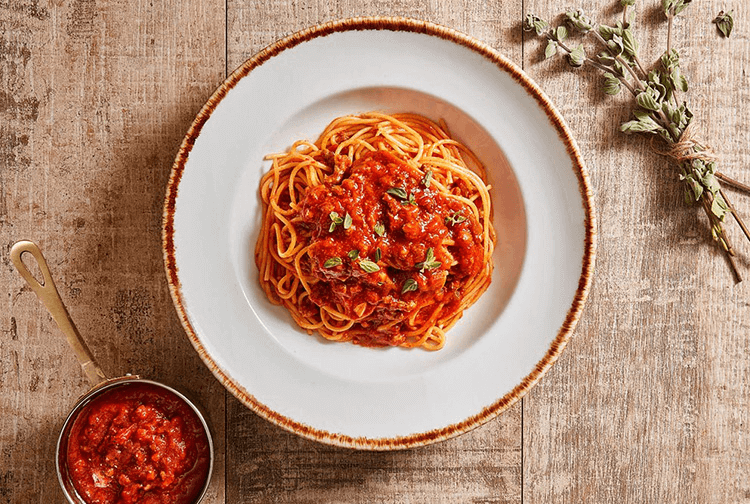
[66, 382, 210, 504]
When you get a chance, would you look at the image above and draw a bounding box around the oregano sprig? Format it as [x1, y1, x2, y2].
[525, 1, 748, 282]
[415, 247, 442, 273]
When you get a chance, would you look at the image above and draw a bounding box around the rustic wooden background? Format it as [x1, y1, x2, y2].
[2, 0, 749, 502]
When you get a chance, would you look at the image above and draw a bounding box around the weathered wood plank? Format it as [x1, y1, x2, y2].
[522, 1, 750, 503]
[227, 396, 520, 504]
[224, 1, 524, 503]
[226, 0, 522, 71]
[0, 0, 226, 502]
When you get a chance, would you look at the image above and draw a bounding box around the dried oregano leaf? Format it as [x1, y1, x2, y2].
[603, 73, 622, 95]
[545, 40, 558, 59]
[401, 278, 418, 294]
[359, 259, 380, 273]
[324, 257, 342, 268]
[568, 44, 586, 67]
[713, 10, 734, 38]
[523, 14, 549, 36]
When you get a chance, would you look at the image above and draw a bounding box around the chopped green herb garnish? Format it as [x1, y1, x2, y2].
[323, 257, 342, 268]
[329, 211, 344, 232]
[358, 259, 380, 273]
[343, 212, 352, 230]
[401, 192, 417, 206]
[422, 169, 433, 188]
[401, 278, 418, 294]
[387, 187, 416, 206]
[374, 247, 382, 262]
[445, 211, 467, 226]
[348, 249, 360, 260]
[415, 247, 442, 273]
[374, 222, 385, 237]
[386, 187, 408, 200]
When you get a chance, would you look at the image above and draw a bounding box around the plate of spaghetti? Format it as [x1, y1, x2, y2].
[257, 112, 496, 351]
[163, 17, 596, 449]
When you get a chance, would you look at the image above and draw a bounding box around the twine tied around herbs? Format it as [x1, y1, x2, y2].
[654, 122, 719, 165]
[653, 121, 750, 282]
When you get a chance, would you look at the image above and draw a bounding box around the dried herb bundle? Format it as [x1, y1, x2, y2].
[524, 1, 746, 281]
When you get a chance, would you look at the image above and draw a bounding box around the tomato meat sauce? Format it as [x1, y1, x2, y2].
[297, 150, 485, 347]
[66, 382, 211, 504]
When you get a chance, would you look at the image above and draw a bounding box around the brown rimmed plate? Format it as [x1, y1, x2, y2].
[163, 17, 596, 450]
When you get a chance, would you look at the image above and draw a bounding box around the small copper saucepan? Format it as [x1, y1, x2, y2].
[10, 240, 214, 504]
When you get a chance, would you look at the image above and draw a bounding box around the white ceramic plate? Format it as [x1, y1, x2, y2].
[163, 17, 596, 450]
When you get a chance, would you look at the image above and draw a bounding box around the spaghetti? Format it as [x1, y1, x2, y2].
[255, 112, 496, 350]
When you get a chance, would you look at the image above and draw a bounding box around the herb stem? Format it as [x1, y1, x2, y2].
[667, 11, 674, 54]
[720, 189, 750, 244]
[700, 195, 742, 282]
[553, 34, 638, 96]
[703, 193, 736, 256]
[582, 56, 613, 73]
[726, 249, 742, 283]
[716, 172, 750, 194]
[616, 72, 637, 96]
[592, 29, 645, 89]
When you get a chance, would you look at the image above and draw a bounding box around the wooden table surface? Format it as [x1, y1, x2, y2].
[2, 1, 749, 502]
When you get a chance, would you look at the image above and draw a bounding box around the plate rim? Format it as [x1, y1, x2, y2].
[162, 16, 597, 450]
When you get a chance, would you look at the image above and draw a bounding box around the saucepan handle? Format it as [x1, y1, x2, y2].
[10, 240, 108, 386]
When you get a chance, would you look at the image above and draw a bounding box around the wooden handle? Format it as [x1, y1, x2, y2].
[10, 240, 108, 385]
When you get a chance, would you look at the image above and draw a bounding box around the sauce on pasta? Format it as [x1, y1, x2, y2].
[256, 113, 495, 350]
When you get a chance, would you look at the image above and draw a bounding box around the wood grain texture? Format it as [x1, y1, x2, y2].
[0, 0, 226, 502]
[2, 0, 749, 503]
[226, 0, 521, 72]
[226, 396, 520, 504]
[522, 1, 750, 503]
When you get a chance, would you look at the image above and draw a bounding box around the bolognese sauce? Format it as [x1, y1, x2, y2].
[256, 112, 495, 350]
[297, 150, 485, 347]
